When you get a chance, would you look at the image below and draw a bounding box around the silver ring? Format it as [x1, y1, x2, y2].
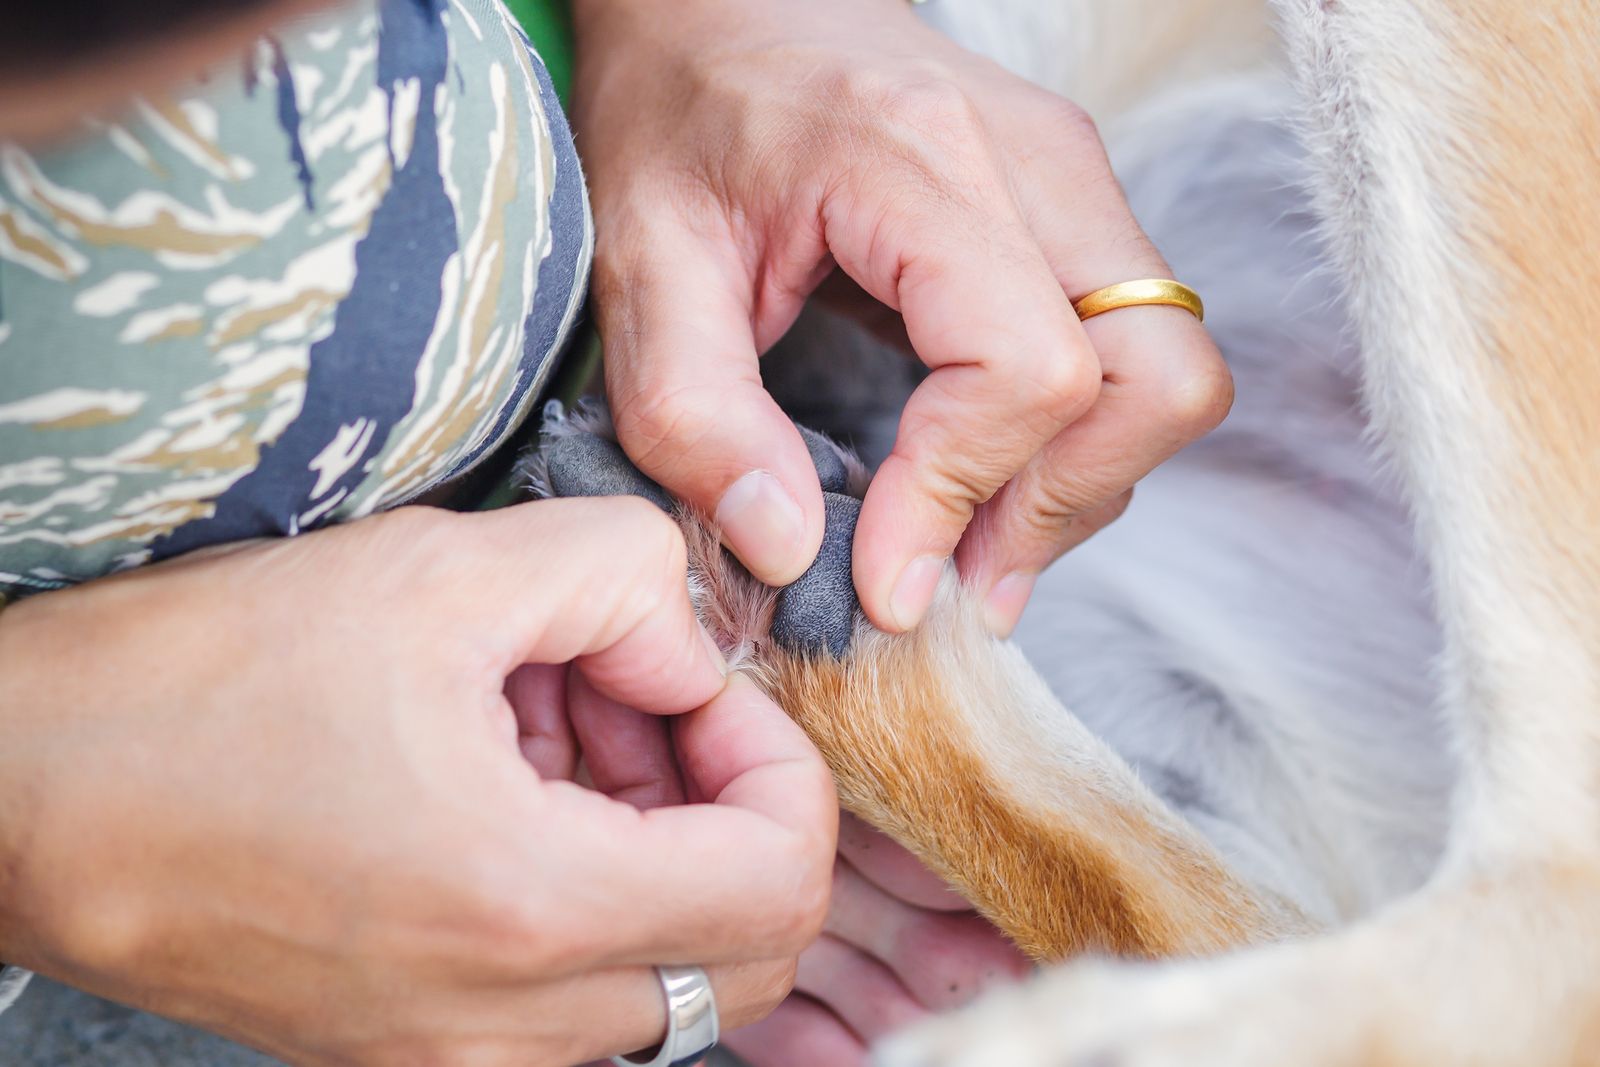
[611, 964, 719, 1067]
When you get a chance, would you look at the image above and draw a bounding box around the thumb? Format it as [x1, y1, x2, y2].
[386, 499, 729, 715]
[596, 216, 825, 586]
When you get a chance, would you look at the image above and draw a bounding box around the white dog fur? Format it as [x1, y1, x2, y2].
[745, 0, 1600, 1063]
[537, 0, 1597, 1059]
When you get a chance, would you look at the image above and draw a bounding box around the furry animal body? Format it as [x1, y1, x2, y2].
[542, 0, 1600, 1062]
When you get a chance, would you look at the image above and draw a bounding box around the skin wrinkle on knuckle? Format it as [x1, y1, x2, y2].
[753, 957, 802, 1021]
[1018, 480, 1097, 536]
[888, 413, 1026, 508]
[1018, 343, 1102, 426]
[610, 379, 729, 480]
[873, 452, 994, 535]
[1046, 95, 1101, 157]
[865, 67, 987, 152]
[1156, 351, 1236, 436]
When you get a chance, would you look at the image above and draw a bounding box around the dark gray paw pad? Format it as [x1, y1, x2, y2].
[799, 425, 853, 495]
[770, 492, 862, 658]
[543, 432, 674, 513]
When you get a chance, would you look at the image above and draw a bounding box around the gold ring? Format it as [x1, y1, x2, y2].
[1073, 279, 1204, 323]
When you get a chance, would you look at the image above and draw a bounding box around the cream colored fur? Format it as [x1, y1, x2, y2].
[535, 0, 1599, 1059]
[865, 1, 1600, 1064]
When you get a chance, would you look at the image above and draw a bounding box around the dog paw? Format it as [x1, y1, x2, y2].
[528, 399, 869, 660]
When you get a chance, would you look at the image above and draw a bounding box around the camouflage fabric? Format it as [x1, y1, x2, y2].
[0, 0, 591, 601]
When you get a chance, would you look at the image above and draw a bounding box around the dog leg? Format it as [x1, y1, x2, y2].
[529, 406, 1309, 961]
[751, 580, 1312, 961]
[880, 2, 1600, 1064]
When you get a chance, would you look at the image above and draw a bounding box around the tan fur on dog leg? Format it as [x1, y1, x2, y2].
[758, 603, 1309, 961]
[667, 509, 1305, 960]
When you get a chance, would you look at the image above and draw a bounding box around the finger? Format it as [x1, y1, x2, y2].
[505, 663, 578, 779]
[723, 996, 869, 1067]
[598, 213, 826, 585]
[542, 675, 837, 966]
[956, 316, 1227, 635]
[953, 107, 1230, 632]
[795, 933, 928, 1041]
[418, 499, 726, 714]
[837, 813, 968, 912]
[568, 666, 686, 810]
[498, 958, 796, 1066]
[824, 154, 1102, 633]
[668, 674, 836, 857]
[825, 860, 1030, 1012]
[953, 308, 1228, 639]
[958, 485, 1132, 638]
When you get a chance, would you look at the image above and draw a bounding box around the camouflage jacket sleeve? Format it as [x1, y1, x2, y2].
[0, 0, 591, 603]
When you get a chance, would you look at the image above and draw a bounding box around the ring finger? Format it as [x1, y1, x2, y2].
[956, 303, 1228, 634]
[515, 957, 796, 1065]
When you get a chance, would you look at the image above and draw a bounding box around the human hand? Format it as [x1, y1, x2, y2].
[0, 501, 837, 1066]
[545, 624, 1027, 1066]
[570, 0, 1231, 638]
[723, 817, 1031, 1065]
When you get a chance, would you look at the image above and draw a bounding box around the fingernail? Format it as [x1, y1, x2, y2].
[982, 571, 1037, 638]
[889, 555, 946, 631]
[698, 621, 729, 677]
[715, 470, 808, 583]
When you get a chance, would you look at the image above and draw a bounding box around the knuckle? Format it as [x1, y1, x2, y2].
[890, 431, 1007, 514]
[922, 458, 1002, 519]
[609, 380, 742, 496]
[478, 891, 567, 976]
[442, 855, 569, 975]
[888, 78, 982, 136]
[629, 501, 691, 582]
[848, 63, 955, 116]
[1022, 480, 1090, 534]
[1026, 347, 1102, 422]
[1099, 488, 1135, 526]
[755, 838, 834, 956]
[1154, 348, 1234, 435]
[46, 884, 156, 979]
[724, 958, 800, 1030]
[836, 63, 987, 151]
[1047, 95, 1100, 145]
[610, 380, 702, 469]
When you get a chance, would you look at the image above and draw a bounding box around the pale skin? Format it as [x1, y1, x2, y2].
[0, 0, 1226, 1061]
[0, 502, 837, 1065]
